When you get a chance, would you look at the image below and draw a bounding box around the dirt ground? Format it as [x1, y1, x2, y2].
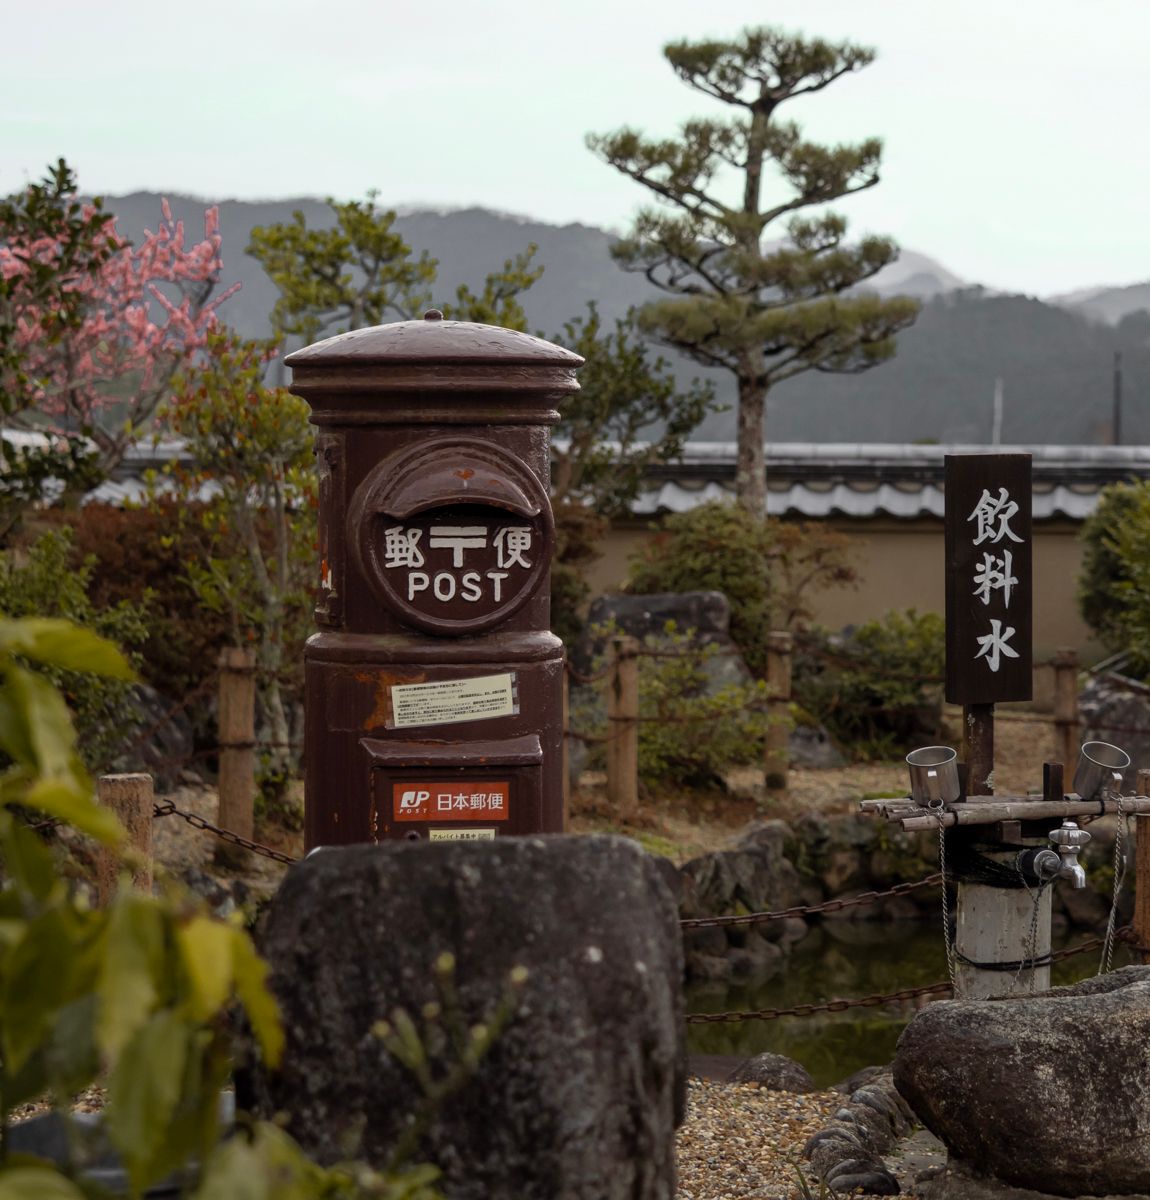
[133, 705, 1057, 880]
[569, 706, 1056, 864]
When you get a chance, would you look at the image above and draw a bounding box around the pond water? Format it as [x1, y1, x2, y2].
[685, 921, 1132, 1088]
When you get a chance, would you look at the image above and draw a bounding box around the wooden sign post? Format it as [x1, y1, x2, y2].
[945, 454, 1043, 997]
[945, 453, 1033, 793]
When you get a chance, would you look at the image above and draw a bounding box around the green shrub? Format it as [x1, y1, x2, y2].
[625, 503, 855, 677]
[0, 616, 449, 1197]
[1078, 480, 1150, 674]
[0, 528, 151, 771]
[793, 609, 945, 760]
[39, 500, 232, 704]
[576, 622, 771, 789]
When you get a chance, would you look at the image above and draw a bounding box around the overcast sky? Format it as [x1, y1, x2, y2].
[5, 0, 1148, 296]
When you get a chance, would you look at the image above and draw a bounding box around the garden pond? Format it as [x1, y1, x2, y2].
[685, 920, 1133, 1087]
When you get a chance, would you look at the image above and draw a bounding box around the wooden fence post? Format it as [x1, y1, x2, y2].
[218, 646, 257, 848]
[1137, 768, 1150, 965]
[95, 773, 154, 905]
[606, 635, 639, 820]
[765, 632, 793, 798]
[1052, 648, 1079, 773]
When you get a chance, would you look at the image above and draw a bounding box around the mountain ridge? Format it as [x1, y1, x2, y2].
[100, 193, 1150, 446]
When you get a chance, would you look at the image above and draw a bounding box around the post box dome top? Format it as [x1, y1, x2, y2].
[285, 311, 584, 369]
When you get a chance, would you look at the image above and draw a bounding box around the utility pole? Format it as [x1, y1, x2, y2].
[1113, 351, 1124, 445]
[991, 377, 1004, 445]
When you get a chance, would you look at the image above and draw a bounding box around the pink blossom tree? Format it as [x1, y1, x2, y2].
[0, 160, 238, 492]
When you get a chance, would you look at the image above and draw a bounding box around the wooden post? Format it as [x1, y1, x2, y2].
[765, 632, 793, 797]
[95, 773, 154, 905]
[218, 646, 257, 846]
[1136, 768, 1150, 965]
[963, 703, 995, 796]
[606, 635, 639, 820]
[956, 862, 1053, 997]
[1051, 649, 1079, 774]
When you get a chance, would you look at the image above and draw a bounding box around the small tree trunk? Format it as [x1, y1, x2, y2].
[735, 378, 768, 517]
[261, 674, 292, 775]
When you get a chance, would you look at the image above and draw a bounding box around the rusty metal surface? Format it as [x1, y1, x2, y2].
[297, 313, 574, 850]
[286, 313, 585, 367]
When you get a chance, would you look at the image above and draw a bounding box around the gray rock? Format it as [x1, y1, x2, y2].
[790, 720, 847, 768]
[573, 592, 753, 705]
[109, 683, 194, 791]
[915, 1156, 1150, 1200]
[833, 1064, 890, 1095]
[730, 1052, 815, 1092]
[680, 826, 806, 920]
[1079, 670, 1150, 792]
[686, 953, 732, 982]
[241, 835, 685, 1200]
[893, 966, 1150, 1197]
[804, 1070, 908, 1195]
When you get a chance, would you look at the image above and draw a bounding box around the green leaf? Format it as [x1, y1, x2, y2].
[0, 1167, 86, 1199]
[192, 1138, 267, 1200]
[45, 994, 101, 1099]
[230, 930, 283, 1067]
[6, 665, 75, 778]
[97, 893, 165, 1060]
[0, 909, 82, 1073]
[0, 619, 135, 680]
[177, 916, 235, 1023]
[106, 1010, 190, 1194]
[3, 819, 61, 903]
[23, 774, 121, 844]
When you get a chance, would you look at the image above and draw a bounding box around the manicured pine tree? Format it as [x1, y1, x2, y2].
[588, 26, 920, 515]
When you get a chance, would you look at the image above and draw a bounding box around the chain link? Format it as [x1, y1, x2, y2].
[152, 800, 299, 866]
[679, 873, 943, 930]
[933, 806, 958, 994]
[1101, 795, 1129, 975]
[685, 981, 954, 1024]
[684, 928, 1135, 1025]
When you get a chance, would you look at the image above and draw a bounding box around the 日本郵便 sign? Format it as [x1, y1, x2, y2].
[945, 454, 1032, 705]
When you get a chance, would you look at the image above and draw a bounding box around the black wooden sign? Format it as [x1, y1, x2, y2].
[945, 454, 1032, 705]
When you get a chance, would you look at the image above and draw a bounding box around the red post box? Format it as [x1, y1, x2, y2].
[287, 312, 582, 849]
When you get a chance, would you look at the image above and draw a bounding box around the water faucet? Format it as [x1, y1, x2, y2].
[1049, 820, 1091, 888]
[1019, 820, 1091, 889]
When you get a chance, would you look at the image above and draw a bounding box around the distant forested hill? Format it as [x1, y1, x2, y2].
[104, 193, 1150, 445]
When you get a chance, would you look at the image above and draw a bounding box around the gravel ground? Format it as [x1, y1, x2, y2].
[676, 1078, 842, 1200]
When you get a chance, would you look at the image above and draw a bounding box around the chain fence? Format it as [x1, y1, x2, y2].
[680, 875, 944, 930]
[684, 926, 1137, 1024]
[152, 798, 299, 866]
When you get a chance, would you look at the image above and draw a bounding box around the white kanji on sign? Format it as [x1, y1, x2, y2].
[429, 525, 487, 567]
[493, 525, 533, 569]
[967, 488, 1023, 546]
[974, 618, 1020, 673]
[383, 526, 425, 569]
[972, 549, 1018, 607]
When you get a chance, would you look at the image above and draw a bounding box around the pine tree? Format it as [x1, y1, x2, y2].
[588, 26, 920, 514]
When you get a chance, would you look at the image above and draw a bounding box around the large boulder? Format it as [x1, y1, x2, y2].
[241, 835, 685, 1200]
[893, 966, 1150, 1196]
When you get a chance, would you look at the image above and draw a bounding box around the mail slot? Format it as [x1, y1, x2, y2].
[362, 733, 542, 841]
[287, 312, 583, 849]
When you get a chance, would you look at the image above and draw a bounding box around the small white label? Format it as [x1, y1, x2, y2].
[429, 828, 497, 841]
[389, 673, 517, 729]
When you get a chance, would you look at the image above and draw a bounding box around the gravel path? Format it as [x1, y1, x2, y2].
[676, 1078, 842, 1200]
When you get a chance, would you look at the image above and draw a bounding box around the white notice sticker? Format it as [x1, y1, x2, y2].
[429, 828, 497, 841]
[389, 673, 518, 730]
